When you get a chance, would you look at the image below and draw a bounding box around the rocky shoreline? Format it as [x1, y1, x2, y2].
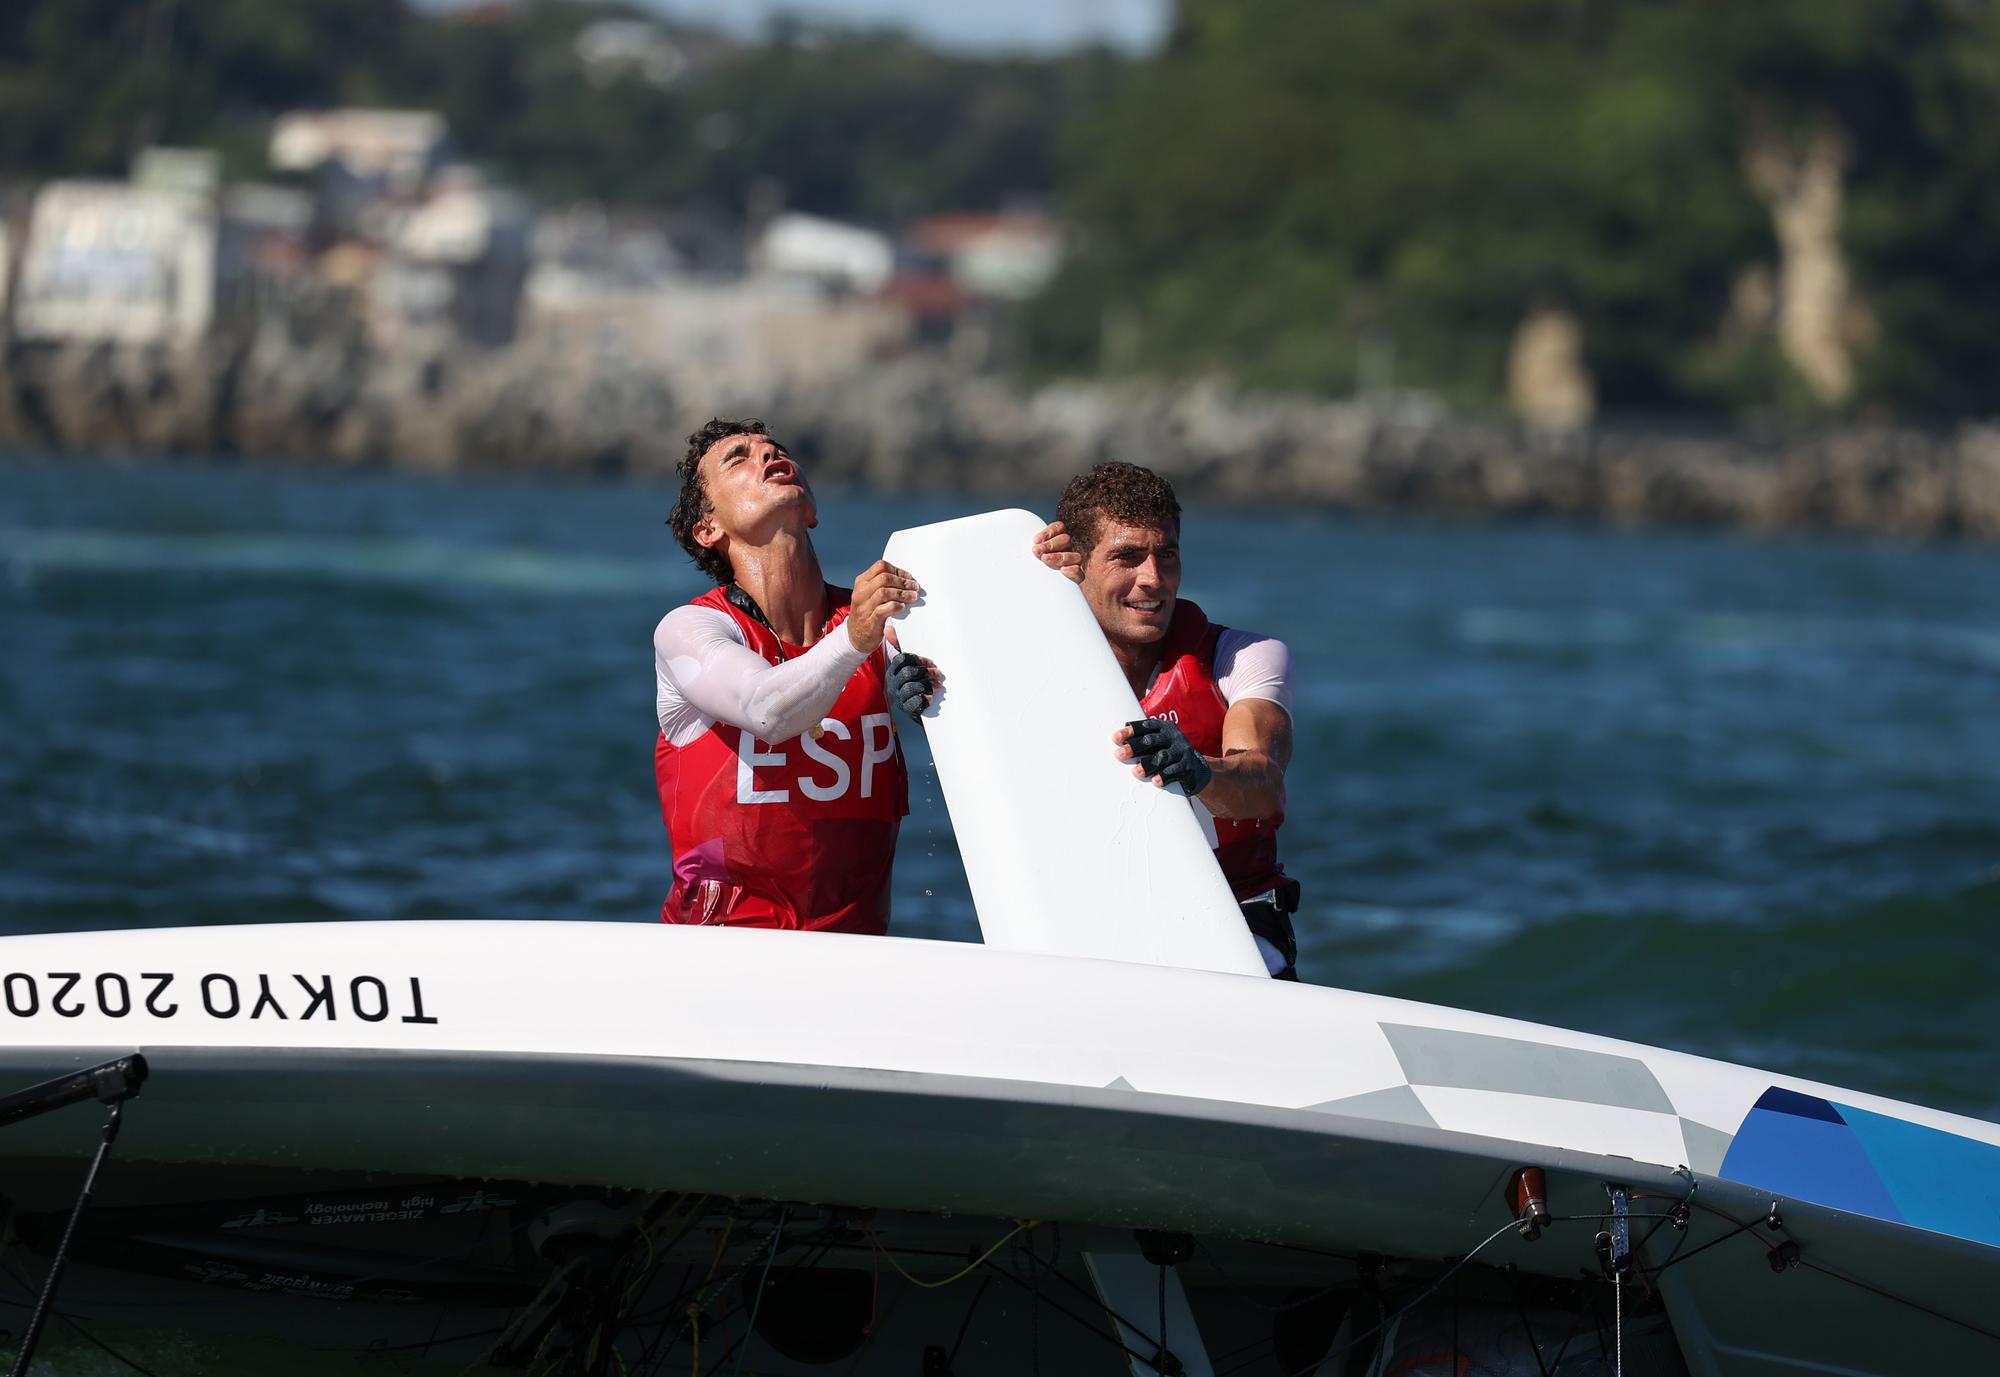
[4, 331, 1998, 540]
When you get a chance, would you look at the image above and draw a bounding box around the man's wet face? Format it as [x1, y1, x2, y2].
[1081, 518, 1180, 648]
[696, 432, 813, 542]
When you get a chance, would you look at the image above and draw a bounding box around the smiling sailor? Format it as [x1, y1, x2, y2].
[653, 418, 939, 933]
[1036, 462, 1303, 979]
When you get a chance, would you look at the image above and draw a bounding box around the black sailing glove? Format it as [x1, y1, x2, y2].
[1125, 717, 1213, 796]
[887, 652, 937, 716]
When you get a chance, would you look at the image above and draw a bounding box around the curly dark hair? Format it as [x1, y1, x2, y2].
[1054, 461, 1183, 558]
[668, 417, 771, 585]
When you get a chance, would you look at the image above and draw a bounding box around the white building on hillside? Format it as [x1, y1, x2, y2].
[902, 213, 1062, 302]
[270, 109, 448, 194]
[358, 168, 533, 350]
[218, 182, 315, 317]
[574, 18, 685, 87]
[132, 146, 222, 200]
[11, 181, 216, 345]
[752, 213, 893, 295]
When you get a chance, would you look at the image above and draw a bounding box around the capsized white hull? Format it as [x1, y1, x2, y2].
[0, 920, 1994, 1374]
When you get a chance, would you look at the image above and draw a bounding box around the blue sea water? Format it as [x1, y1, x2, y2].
[3, 451, 1997, 1120]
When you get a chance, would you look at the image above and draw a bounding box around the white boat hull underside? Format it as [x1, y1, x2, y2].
[0, 921, 1994, 1375]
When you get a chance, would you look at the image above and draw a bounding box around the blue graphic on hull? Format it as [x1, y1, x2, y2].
[1839, 1104, 2000, 1250]
[1721, 1091, 1905, 1226]
[1720, 1087, 2000, 1250]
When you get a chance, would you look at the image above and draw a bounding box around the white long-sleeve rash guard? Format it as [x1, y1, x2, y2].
[656, 606, 1286, 748]
[655, 604, 871, 748]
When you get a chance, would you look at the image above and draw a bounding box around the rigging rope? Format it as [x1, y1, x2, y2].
[730, 1206, 787, 1377]
[1275, 1217, 1529, 1377]
[864, 1219, 1037, 1291]
[0, 1260, 163, 1377]
[1614, 1271, 1624, 1377]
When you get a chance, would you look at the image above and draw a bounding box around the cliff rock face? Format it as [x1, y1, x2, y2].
[1507, 306, 1595, 434]
[1745, 120, 1861, 406]
[2, 334, 1995, 540]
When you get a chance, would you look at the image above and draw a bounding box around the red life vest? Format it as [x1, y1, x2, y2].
[654, 585, 908, 934]
[1139, 599, 1291, 901]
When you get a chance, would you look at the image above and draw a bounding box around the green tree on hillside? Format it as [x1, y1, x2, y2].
[0, 0, 1117, 226]
[1033, 0, 2000, 417]
[422, 7, 1121, 222]
[0, 0, 419, 178]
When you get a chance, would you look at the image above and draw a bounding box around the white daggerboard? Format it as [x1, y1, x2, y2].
[883, 509, 1266, 976]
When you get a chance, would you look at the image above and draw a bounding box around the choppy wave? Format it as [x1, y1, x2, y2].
[2, 526, 661, 596]
[1457, 606, 2000, 667]
[1326, 882, 2000, 1120]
